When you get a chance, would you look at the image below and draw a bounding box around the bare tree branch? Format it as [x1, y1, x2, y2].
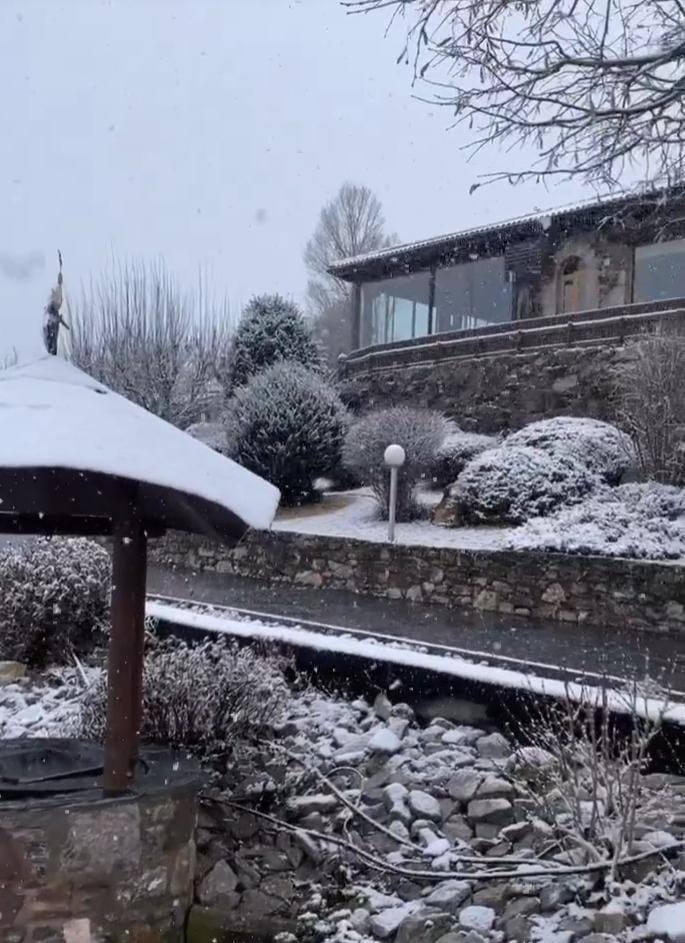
[69, 259, 233, 429]
[347, 0, 685, 189]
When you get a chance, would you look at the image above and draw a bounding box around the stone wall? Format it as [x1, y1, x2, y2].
[341, 342, 631, 433]
[151, 529, 685, 635]
[0, 780, 197, 942]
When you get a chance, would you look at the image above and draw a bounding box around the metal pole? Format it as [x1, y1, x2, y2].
[388, 466, 398, 543]
[103, 488, 146, 795]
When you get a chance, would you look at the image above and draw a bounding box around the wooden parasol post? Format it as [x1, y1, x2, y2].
[103, 485, 148, 795]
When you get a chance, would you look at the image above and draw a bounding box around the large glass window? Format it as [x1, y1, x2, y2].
[433, 257, 512, 332]
[634, 239, 685, 302]
[360, 271, 431, 346]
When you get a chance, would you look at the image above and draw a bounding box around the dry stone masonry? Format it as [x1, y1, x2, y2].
[152, 529, 685, 635]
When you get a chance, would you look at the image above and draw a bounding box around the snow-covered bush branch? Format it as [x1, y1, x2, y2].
[342, 407, 447, 521]
[432, 431, 498, 489]
[617, 328, 685, 487]
[79, 635, 291, 753]
[0, 538, 110, 667]
[70, 260, 232, 428]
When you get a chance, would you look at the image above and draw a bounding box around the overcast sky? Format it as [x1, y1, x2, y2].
[0, 0, 589, 362]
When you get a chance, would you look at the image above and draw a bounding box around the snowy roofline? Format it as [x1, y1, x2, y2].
[0, 356, 280, 536]
[329, 186, 678, 278]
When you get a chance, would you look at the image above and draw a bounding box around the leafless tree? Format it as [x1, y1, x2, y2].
[617, 326, 685, 485]
[69, 260, 233, 429]
[349, 0, 685, 191]
[304, 182, 395, 361]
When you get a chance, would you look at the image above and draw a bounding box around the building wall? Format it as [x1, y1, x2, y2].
[150, 529, 685, 635]
[535, 234, 633, 317]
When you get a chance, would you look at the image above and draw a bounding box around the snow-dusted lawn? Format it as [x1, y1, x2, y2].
[274, 488, 514, 551]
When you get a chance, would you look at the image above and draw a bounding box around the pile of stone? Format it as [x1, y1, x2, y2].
[193, 690, 685, 943]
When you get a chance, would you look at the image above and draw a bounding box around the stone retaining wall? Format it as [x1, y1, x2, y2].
[0, 781, 197, 942]
[150, 530, 685, 635]
[341, 343, 631, 433]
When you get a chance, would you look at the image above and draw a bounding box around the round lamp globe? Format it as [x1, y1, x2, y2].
[384, 444, 406, 468]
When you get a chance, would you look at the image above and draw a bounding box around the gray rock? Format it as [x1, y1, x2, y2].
[476, 732, 511, 759]
[0, 661, 26, 683]
[471, 885, 509, 913]
[384, 783, 410, 807]
[395, 908, 453, 943]
[389, 820, 410, 841]
[374, 692, 393, 720]
[409, 790, 443, 822]
[475, 775, 514, 799]
[503, 897, 540, 920]
[423, 880, 472, 912]
[240, 888, 283, 916]
[369, 902, 423, 939]
[593, 903, 626, 935]
[467, 798, 513, 824]
[369, 727, 403, 755]
[350, 909, 371, 933]
[539, 883, 574, 912]
[197, 860, 238, 904]
[458, 906, 495, 933]
[390, 702, 415, 720]
[293, 829, 322, 864]
[389, 716, 410, 739]
[474, 823, 501, 840]
[505, 915, 532, 942]
[441, 727, 484, 747]
[286, 794, 338, 818]
[575, 936, 620, 943]
[448, 770, 483, 803]
[559, 915, 593, 935]
[443, 816, 474, 843]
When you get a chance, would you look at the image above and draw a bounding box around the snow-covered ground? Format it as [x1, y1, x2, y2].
[274, 489, 513, 550]
[0, 665, 97, 738]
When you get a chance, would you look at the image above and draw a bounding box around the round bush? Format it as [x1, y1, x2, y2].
[448, 445, 599, 525]
[342, 406, 447, 521]
[433, 431, 499, 488]
[228, 293, 323, 390]
[225, 360, 348, 504]
[507, 482, 685, 559]
[502, 416, 634, 484]
[78, 635, 291, 753]
[0, 538, 111, 667]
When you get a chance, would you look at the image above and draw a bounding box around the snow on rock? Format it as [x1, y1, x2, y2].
[646, 901, 685, 941]
[0, 666, 98, 737]
[458, 905, 495, 932]
[369, 902, 423, 939]
[424, 880, 472, 912]
[0, 356, 279, 531]
[368, 727, 402, 755]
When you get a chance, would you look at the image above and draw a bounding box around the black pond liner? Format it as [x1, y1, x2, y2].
[0, 737, 201, 804]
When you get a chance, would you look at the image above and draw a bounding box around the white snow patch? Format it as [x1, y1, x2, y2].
[647, 900, 685, 941]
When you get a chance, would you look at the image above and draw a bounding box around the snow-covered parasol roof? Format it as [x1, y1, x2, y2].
[0, 356, 280, 538]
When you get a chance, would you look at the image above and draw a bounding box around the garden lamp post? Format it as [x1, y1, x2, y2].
[384, 443, 406, 543]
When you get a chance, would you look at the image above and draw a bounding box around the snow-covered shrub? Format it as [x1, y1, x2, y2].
[0, 538, 110, 667]
[617, 328, 685, 486]
[342, 407, 448, 521]
[227, 293, 323, 390]
[225, 360, 348, 504]
[432, 431, 499, 488]
[502, 416, 634, 484]
[508, 482, 685, 559]
[447, 445, 599, 525]
[78, 636, 290, 752]
[184, 420, 231, 455]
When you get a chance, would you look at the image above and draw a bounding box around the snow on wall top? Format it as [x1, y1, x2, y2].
[0, 356, 280, 532]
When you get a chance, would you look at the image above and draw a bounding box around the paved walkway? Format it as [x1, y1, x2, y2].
[148, 565, 685, 690]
